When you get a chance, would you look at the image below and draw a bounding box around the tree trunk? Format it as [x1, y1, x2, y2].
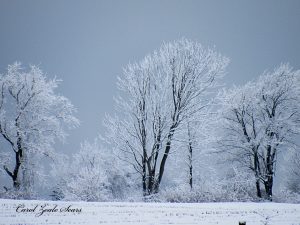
[253, 151, 261, 198]
[156, 123, 176, 192]
[4, 149, 22, 190]
[147, 170, 154, 195]
[187, 122, 193, 190]
[264, 176, 273, 201]
[188, 136, 193, 189]
[13, 150, 22, 190]
[255, 179, 262, 198]
[265, 145, 274, 201]
[142, 157, 147, 196]
[156, 140, 172, 192]
[189, 163, 193, 190]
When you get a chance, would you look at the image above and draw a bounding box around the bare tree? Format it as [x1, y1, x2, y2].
[103, 39, 228, 195]
[0, 63, 79, 197]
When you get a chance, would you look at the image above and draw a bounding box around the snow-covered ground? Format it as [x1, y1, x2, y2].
[0, 199, 300, 225]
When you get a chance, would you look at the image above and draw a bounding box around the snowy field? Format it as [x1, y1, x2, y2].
[0, 199, 300, 225]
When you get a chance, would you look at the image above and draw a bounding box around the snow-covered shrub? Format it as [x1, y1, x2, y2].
[218, 166, 258, 202]
[155, 165, 258, 203]
[273, 189, 300, 204]
[51, 139, 130, 202]
[285, 150, 300, 194]
[157, 184, 216, 203]
[0, 187, 38, 200]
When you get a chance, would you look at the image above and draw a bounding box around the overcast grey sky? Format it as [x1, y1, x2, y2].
[0, 0, 300, 154]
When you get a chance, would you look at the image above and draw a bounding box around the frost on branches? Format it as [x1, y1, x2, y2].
[103, 39, 229, 196]
[217, 64, 300, 201]
[0, 63, 79, 198]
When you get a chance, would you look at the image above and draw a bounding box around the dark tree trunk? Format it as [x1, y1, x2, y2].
[255, 179, 262, 198]
[4, 149, 22, 190]
[264, 176, 273, 201]
[189, 162, 193, 190]
[188, 123, 193, 190]
[189, 141, 193, 189]
[3, 135, 23, 190]
[13, 150, 22, 189]
[155, 121, 177, 193]
[264, 145, 274, 201]
[142, 157, 147, 196]
[253, 151, 262, 198]
[156, 142, 171, 192]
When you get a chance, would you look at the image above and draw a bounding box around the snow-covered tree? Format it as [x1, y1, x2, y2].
[255, 64, 300, 199]
[103, 39, 228, 195]
[217, 64, 300, 200]
[216, 82, 263, 197]
[0, 62, 79, 198]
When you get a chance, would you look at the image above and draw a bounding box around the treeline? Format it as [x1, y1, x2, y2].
[0, 39, 300, 202]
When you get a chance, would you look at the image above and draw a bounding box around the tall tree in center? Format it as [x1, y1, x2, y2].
[104, 39, 228, 195]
